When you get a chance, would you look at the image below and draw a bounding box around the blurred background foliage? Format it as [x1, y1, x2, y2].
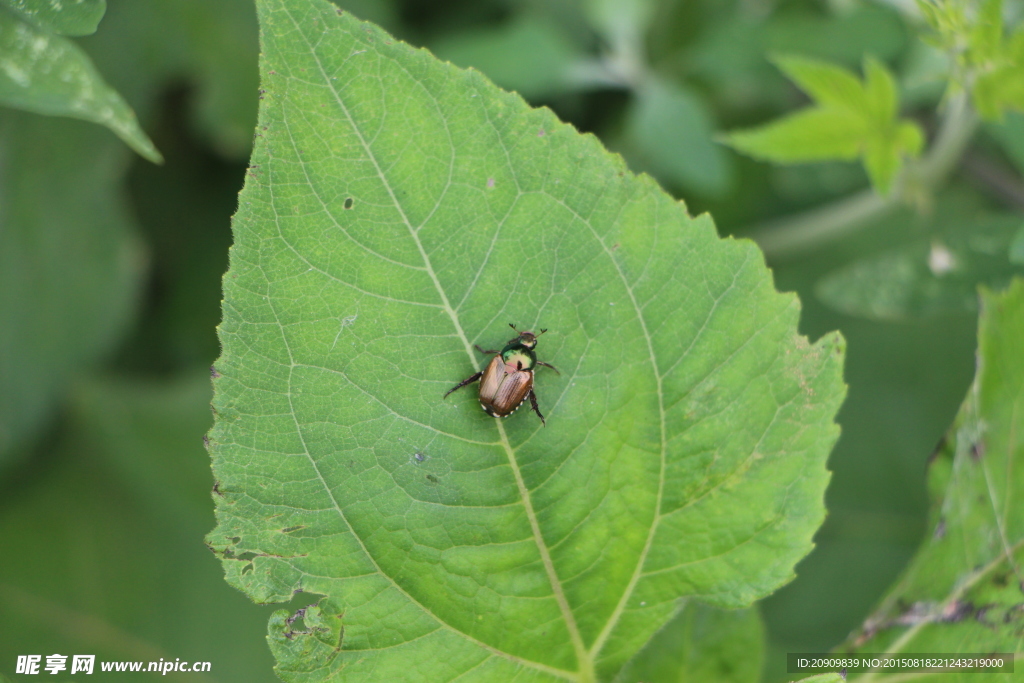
[0, 0, 1021, 681]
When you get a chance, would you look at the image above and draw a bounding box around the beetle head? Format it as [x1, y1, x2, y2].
[507, 323, 546, 349]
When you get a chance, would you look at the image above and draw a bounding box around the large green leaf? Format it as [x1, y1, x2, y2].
[207, 2, 846, 681]
[843, 278, 1024, 679]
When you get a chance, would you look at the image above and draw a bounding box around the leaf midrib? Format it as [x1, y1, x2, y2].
[280, 5, 591, 679]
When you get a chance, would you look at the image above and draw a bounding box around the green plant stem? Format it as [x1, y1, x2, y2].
[748, 92, 979, 259]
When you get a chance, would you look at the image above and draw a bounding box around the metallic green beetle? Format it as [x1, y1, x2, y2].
[444, 324, 558, 425]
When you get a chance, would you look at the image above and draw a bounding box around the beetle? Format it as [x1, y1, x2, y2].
[444, 324, 558, 425]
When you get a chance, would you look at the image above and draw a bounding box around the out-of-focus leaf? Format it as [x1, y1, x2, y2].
[864, 56, 897, 123]
[0, 7, 160, 161]
[724, 55, 922, 195]
[613, 603, 763, 683]
[0, 111, 142, 468]
[77, 0, 258, 159]
[584, 0, 655, 53]
[626, 77, 732, 196]
[689, 5, 906, 110]
[0, 373, 277, 682]
[724, 108, 866, 162]
[208, 2, 847, 680]
[1, 0, 105, 36]
[987, 111, 1024, 176]
[815, 215, 1024, 320]
[863, 135, 901, 195]
[431, 14, 582, 100]
[774, 55, 870, 113]
[842, 278, 1024, 669]
[1010, 223, 1024, 264]
[972, 63, 1024, 121]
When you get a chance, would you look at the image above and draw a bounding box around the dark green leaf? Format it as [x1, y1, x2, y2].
[0, 111, 141, 467]
[0, 373, 278, 681]
[208, 2, 847, 680]
[1010, 223, 1024, 264]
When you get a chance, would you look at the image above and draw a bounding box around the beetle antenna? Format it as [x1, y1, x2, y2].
[538, 328, 548, 335]
[508, 322, 517, 331]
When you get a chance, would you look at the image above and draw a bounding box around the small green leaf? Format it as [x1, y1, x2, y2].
[1, 0, 105, 36]
[723, 108, 866, 162]
[895, 119, 924, 156]
[209, 2, 848, 680]
[626, 77, 732, 196]
[862, 136, 901, 195]
[844, 277, 1024, 659]
[727, 55, 916, 196]
[0, 7, 161, 161]
[972, 64, 1024, 120]
[773, 53, 869, 113]
[613, 603, 763, 683]
[968, 0, 1003, 66]
[863, 55, 897, 123]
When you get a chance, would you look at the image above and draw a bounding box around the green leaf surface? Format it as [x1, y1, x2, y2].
[613, 602, 763, 683]
[0, 110, 141, 467]
[208, 2, 846, 681]
[844, 278, 1024, 681]
[626, 77, 732, 197]
[814, 214, 1024, 320]
[0, 6, 160, 161]
[1, 0, 105, 36]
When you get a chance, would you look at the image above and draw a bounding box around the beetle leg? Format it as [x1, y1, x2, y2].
[443, 371, 483, 398]
[536, 361, 560, 375]
[474, 345, 498, 355]
[528, 390, 546, 427]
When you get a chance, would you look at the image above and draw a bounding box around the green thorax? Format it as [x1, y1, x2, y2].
[500, 341, 537, 371]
